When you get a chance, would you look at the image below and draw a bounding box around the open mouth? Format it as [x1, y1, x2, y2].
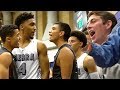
[89, 31, 95, 37]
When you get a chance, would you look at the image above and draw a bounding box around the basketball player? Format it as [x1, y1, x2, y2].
[12, 12, 49, 79]
[0, 25, 19, 79]
[49, 22, 78, 79]
[68, 30, 100, 79]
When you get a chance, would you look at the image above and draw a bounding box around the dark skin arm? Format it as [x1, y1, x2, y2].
[37, 41, 50, 79]
[83, 56, 97, 73]
[0, 52, 12, 79]
[0, 64, 9, 79]
[57, 47, 74, 79]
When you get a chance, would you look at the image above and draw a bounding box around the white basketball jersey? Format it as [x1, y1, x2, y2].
[77, 53, 89, 79]
[12, 39, 41, 79]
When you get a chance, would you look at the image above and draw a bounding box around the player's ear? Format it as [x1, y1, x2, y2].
[79, 42, 83, 48]
[20, 24, 24, 30]
[6, 36, 11, 42]
[59, 31, 64, 37]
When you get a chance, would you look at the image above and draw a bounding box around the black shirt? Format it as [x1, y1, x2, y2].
[52, 44, 78, 79]
[0, 47, 18, 79]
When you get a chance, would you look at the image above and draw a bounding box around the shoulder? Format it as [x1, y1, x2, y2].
[37, 40, 47, 49]
[58, 46, 74, 63]
[36, 40, 48, 52]
[60, 46, 73, 54]
[85, 55, 94, 61]
[59, 46, 74, 58]
[84, 55, 95, 66]
[0, 52, 12, 68]
[0, 52, 12, 58]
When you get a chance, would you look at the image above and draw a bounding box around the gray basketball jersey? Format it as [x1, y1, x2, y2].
[77, 53, 89, 79]
[12, 39, 41, 79]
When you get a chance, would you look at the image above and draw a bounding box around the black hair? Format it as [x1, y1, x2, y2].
[15, 12, 34, 29]
[54, 22, 71, 41]
[70, 30, 87, 48]
[0, 24, 18, 42]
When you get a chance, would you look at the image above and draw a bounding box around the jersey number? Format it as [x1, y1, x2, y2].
[18, 63, 26, 75]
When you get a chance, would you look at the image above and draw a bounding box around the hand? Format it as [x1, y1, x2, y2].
[87, 33, 92, 53]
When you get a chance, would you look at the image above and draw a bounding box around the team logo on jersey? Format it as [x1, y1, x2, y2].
[14, 53, 35, 61]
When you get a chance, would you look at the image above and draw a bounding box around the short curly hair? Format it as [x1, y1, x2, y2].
[15, 12, 34, 29]
[70, 30, 87, 48]
[0, 24, 18, 42]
